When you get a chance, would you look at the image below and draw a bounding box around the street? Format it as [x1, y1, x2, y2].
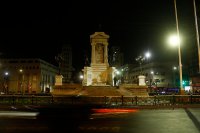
[79, 108, 200, 133]
[0, 105, 199, 133]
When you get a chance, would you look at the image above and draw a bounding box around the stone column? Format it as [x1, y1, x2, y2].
[91, 43, 96, 64]
[104, 43, 108, 64]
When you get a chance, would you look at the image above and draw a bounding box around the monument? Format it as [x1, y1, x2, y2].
[82, 32, 117, 86]
[55, 53, 64, 86]
[135, 55, 146, 86]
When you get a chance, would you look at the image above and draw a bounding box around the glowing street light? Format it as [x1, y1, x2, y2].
[145, 51, 151, 59]
[4, 72, 9, 76]
[80, 75, 83, 79]
[145, 51, 151, 64]
[19, 69, 23, 73]
[116, 70, 120, 75]
[173, 66, 177, 70]
[168, 34, 183, 94]
[150, 71, 154, 74]
[168, 35, 180, 47]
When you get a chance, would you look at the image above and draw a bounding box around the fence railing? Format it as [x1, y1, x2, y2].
[0, 95, 200, 106]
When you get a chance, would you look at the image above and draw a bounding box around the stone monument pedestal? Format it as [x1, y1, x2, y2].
[138, 75, 146, 86]
[55, 75, 63, 86]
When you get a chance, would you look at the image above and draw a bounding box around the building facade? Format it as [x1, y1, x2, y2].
[60, 44, 75, 83]
[0, 58, 58, 94]
[121, 62, 178, 90]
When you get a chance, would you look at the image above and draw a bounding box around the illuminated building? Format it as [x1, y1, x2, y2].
[0, 58, 58, 94]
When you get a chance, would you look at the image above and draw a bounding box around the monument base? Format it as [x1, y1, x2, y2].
[55, 75, 63, 86]
[138, 75, 146, 86]
[120, 84, 149, 96]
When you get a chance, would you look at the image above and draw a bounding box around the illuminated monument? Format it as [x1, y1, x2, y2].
[82, 32, 116, 86]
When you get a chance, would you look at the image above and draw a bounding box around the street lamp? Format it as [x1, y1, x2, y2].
[145, 51, 151, 64]
[167, 0, 184, 95]
[4, 72, 9, 94]
[172, 66, 178, 88]
[79, 74, 83, 84]
[168, 34, 184, 94]
[19, 69, 24, 94]
[174, 0, 184, 94]
[145, 51, 151, 60]
[79, 75, 83, 79]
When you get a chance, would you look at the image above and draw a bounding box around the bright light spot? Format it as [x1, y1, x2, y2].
[5, 72, 9, 76]
[116, 71, 120, 75]
[80, 75, 83, 79]
[151, 71, 154, 74]
[168, 35, 180, 46]
[173, 66, 177, 70]
[185, 86, 190, 91]
[145, 52, 151, 58]
[19, 69, 23, 72]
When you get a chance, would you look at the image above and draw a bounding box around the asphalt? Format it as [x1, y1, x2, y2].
[0, 104, 200, 133]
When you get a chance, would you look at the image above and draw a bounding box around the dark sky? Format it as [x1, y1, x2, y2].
[1, 0, 199, 71]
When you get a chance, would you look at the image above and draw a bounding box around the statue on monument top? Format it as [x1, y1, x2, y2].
[135, 55, 145, 75]
[95, 43, 104, 63]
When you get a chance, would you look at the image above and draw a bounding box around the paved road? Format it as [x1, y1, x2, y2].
[0, 105, 199, 133]
[79, 108, 200, 133]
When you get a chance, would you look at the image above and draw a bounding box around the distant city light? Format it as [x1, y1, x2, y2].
[173, 66, 177, 70]
[5, 72, 9, 76]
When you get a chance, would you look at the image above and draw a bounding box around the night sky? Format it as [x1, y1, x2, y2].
[1, 0, 199, 71]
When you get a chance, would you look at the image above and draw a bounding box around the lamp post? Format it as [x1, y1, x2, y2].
[173, 66, 177, 88]
[19, 69, 24, 95]
[173, 0, 184, 95]
[4, 72, 9, 94]
[168, 0, 184, 94]
[150, 71, 154, 93]
[79, 74, 83, 84]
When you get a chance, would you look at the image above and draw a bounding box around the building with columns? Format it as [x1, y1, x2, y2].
[82, 32, 116, 86]
[0, 58, 58, 94]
